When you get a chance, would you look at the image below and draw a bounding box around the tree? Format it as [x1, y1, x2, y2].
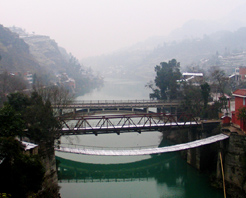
[209, 66, 228, 96]
[148, 59, 181, 100]
[7, 92, 30, 112]
[237, 106, 246, 121]
[6, 91, 61, 143]
[0, 104, 25, 137]
[0, 103, 45, 197]
[200, 82, 210, 109]
[180, 82, 203, 117]
[23, 92, 61, 143]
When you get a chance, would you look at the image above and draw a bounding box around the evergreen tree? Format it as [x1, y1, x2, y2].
[149, 59, 181, 100]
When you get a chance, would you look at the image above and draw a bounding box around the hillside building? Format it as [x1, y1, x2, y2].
[232, 89, 246, 131]
[178, 72, 204, 86]
[229, 67, 246, 83]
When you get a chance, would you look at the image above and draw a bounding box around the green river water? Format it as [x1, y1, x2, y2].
[56, 78, 223, 198]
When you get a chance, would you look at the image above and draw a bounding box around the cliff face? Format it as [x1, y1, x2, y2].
[37, 142, 60, 197]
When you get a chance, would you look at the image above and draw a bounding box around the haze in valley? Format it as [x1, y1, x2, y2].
[1, 0, 246, 60]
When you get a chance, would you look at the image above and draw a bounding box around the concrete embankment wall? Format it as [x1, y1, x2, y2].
[220, 133, 246, 197]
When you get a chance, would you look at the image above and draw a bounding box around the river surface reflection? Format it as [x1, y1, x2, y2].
[56, 78, 223, 198]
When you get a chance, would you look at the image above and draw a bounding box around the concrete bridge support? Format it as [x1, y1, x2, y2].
[59, 109, 62, 116]
[187, 127, 201, 170]
[187, 124, 222, 172]
[144, 108, 149, 113]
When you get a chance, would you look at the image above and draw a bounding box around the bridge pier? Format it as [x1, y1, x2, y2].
[87, 108, 90, 113]
[187, 127, 201, 170]
[144, 108, 149, 113]
[73, 108, 76, 115]
[59, 109, 63, 116]
[186, 123, 222, 171]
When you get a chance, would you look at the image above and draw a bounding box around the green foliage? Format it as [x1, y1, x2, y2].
[25, 92, 61, 143]
[6, 91, 61, 143]
[0, 137, 44, 197]
[0, 104, 25, 137]
[7, 92, 30, 112]
[237, 106, 246, 120]
[0, 136, 23, 158]
[0, 91, 62, 197]
[12, 155, 45, 196]
[0, 150, 44, 197]
[150, 59, 181, 100]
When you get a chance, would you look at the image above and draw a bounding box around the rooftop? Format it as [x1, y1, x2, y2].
[21, 141, 38, 151]
[182, 72, 203, 76]
[232, 89, 246, 97]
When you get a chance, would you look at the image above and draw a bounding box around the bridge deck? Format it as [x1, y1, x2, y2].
[55, 133, 229, 156]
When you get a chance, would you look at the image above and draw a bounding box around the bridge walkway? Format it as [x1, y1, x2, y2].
[55, 133, 229, 156]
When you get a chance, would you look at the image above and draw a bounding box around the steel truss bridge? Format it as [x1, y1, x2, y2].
[59, 113, 199, 136]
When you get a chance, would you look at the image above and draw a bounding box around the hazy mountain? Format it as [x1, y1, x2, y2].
[81, 3, 246, 82]
[82, 27, 246, 83]
[168, 3, 246, 42]
[0, 24, 41, 73]
[167, 20, 221, 41]
[9, 27, 69, 74]
[0, 25, 102, 95]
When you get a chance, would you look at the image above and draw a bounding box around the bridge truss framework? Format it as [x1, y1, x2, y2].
[59, 113, 199, 136]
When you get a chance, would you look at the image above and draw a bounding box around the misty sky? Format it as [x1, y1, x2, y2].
[0, 0, 245, 59]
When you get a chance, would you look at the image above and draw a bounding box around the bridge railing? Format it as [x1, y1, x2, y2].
[56, 99, 180, 105]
